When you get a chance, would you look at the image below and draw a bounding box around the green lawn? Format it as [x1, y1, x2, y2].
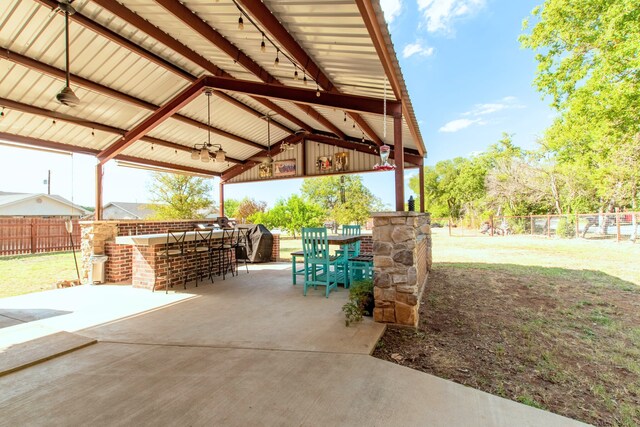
[0, 252, 79, 298]
[279, 238, 303, 261]
[431, 228, 640, 286]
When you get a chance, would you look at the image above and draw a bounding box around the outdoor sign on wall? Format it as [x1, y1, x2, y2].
[274, 159, 296, 177]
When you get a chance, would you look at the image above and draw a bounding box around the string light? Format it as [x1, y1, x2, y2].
[238, 16, 244, 30]
[316, 83, 320, 97]
[274, 49, 280, 67]
[0, 107, 4, 118]
[343, 112, 347, 122]
[352, 121, 356, 129]
[151, 143, 154, 151]
[91, 129, 95, 137]
[294, 66, 299, 80]
[52, 120, 56, 125]
[260, 33, 266, 52]
[303, 74, 308, 85]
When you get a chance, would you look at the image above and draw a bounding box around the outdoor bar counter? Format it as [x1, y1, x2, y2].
[114, 230, 230, 291]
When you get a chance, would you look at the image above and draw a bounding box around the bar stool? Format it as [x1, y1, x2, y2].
[193, 227, 214, 286]
[210, 228, 235, 280]
[158, 229, 187, 294]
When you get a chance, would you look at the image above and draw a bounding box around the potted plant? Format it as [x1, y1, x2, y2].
[342, 279, 374, 326]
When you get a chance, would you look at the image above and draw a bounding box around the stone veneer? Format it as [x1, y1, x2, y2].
[371, 212, 432, 326]
[79, 220, 280, 285]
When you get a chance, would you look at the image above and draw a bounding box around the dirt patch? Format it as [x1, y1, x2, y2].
[373, 264, 640, 426]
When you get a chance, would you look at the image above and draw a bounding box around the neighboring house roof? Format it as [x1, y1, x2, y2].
[103, 202, 159, 219]
[0, 191, 89, 216]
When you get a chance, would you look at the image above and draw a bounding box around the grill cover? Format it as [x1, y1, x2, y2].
[237, 224, 273, 263]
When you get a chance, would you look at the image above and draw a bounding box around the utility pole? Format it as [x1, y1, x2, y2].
[47, 170, 51, 195]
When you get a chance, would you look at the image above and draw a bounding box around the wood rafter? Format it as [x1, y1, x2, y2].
[154, 0, 347, 139]
[0, 132, 219, 177]
[98, 77, 206, 163]
[237, 0, 384, 146]
[0, 48, 264, 151]
[0, 97, 245, 165]
[89, 0, 298, 135]
[202, 76, 402, 117]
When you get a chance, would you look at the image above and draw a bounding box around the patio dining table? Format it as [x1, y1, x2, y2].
[326, 234, 363, 287]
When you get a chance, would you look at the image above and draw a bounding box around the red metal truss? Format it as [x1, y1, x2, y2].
[89, 0, 300, 135]
[0, 98, 245, 165]
[0, 132, 219, 177]
[202, 76, 402, 117]
[236, 0, 384, 146]
[0, 49, 264, 151]
[98, 77, 207, 164]
[154, 0, 347, 139]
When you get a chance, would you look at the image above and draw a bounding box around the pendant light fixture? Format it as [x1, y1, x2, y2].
[191, 89, 226, 163]
[56, 1, 80, 107]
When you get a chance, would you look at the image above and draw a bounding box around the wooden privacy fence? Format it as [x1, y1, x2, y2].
[0, 218, 81, 256]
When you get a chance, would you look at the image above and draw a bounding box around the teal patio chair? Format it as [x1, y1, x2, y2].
[301, 227, 338, 297]
[335, 224, 361, 258]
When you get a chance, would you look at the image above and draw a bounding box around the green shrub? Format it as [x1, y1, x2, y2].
[556, 216, 576, 238]
[342, 279, 374, 326]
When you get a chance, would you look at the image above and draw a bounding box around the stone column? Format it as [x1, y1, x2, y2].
[371, 212, 432, 326]
[79, 221, 118, 283]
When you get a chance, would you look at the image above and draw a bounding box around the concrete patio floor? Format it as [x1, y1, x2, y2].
[0, 264, 587, 426]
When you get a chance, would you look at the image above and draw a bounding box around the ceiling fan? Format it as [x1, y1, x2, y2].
[55, 0, 80, 107]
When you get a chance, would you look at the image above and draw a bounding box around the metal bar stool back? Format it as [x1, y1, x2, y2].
[158, 229, 187, 294]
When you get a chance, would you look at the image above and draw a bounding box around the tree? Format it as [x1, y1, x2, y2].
[223, 198, 242, 219]
[521, 0, 640, 212]
[300, 176, 384, 230]
[236, 197, 267, 223]
[147, 172, 214, 219]
[250, 195, 324, 237]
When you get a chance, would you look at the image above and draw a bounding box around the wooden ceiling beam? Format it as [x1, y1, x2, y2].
[89, 0, 296, 135]
[0, 98, 245, 164]
[0, 48, 263, 151]
[98, 77, 206, 163]
[155, 0, 346, 139]
[237, 0, 383, 146]
[203, 76, 402, 116]
[0, 132, 219, 176]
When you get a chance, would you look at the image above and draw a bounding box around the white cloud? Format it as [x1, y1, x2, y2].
[380, 0, 403, 24]
[439, 118, 485, 133]
[463, 97, 525, 116]
[417, 0, 486, 33]
[402, 42, 435, 58]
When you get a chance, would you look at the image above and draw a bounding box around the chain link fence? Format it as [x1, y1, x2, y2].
[432, 212, 640, 242]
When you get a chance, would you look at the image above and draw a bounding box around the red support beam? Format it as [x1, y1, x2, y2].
[219, 182, 225, 218]
[0, 97, 245, 164]
[419, 163, 425, 213]
[306, 133, 422, 166]
[89, 0, 295, 135]
[95, 163, 103, 221]
[155, 0, 345, 138]
[98, 77, 206, 164]
[237, 0, 383, 146]
[355, 0, 425, 156]
[203, 76, 401, 117]
[0, 49, 265, 151]
[394, 115, 405, 212]
[0, 132, 220, 177]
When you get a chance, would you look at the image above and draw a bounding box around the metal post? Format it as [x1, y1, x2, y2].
[94, 163, 103, 221]
[219, 181, 225, 218]
[394, 114, 404, 211]
[419, 163, 425, 213]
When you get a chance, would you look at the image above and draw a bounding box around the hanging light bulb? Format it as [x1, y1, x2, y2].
[343, 112, 347, 122]
[238, 16, 244, 30]
[91, 129, 95, 137]
[294, 67, 299, 80]
[316, 84, 320, 97]
[362, 133, 365, 143]
[52, 120, 56, 125]
[260, 33, 266, 52]
[274, 50, 280, 67]
[0, 107, 4, 118]
[352, 121, 356, 129]
[151, 143, 154, 152]
[303, 74, 308, 85]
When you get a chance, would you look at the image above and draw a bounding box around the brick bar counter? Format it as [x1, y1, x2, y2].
[371, 212, 432, 326]
[79, 220, 280, 290]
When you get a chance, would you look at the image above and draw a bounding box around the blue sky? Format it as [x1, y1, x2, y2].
[0, 0, 553, 209]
